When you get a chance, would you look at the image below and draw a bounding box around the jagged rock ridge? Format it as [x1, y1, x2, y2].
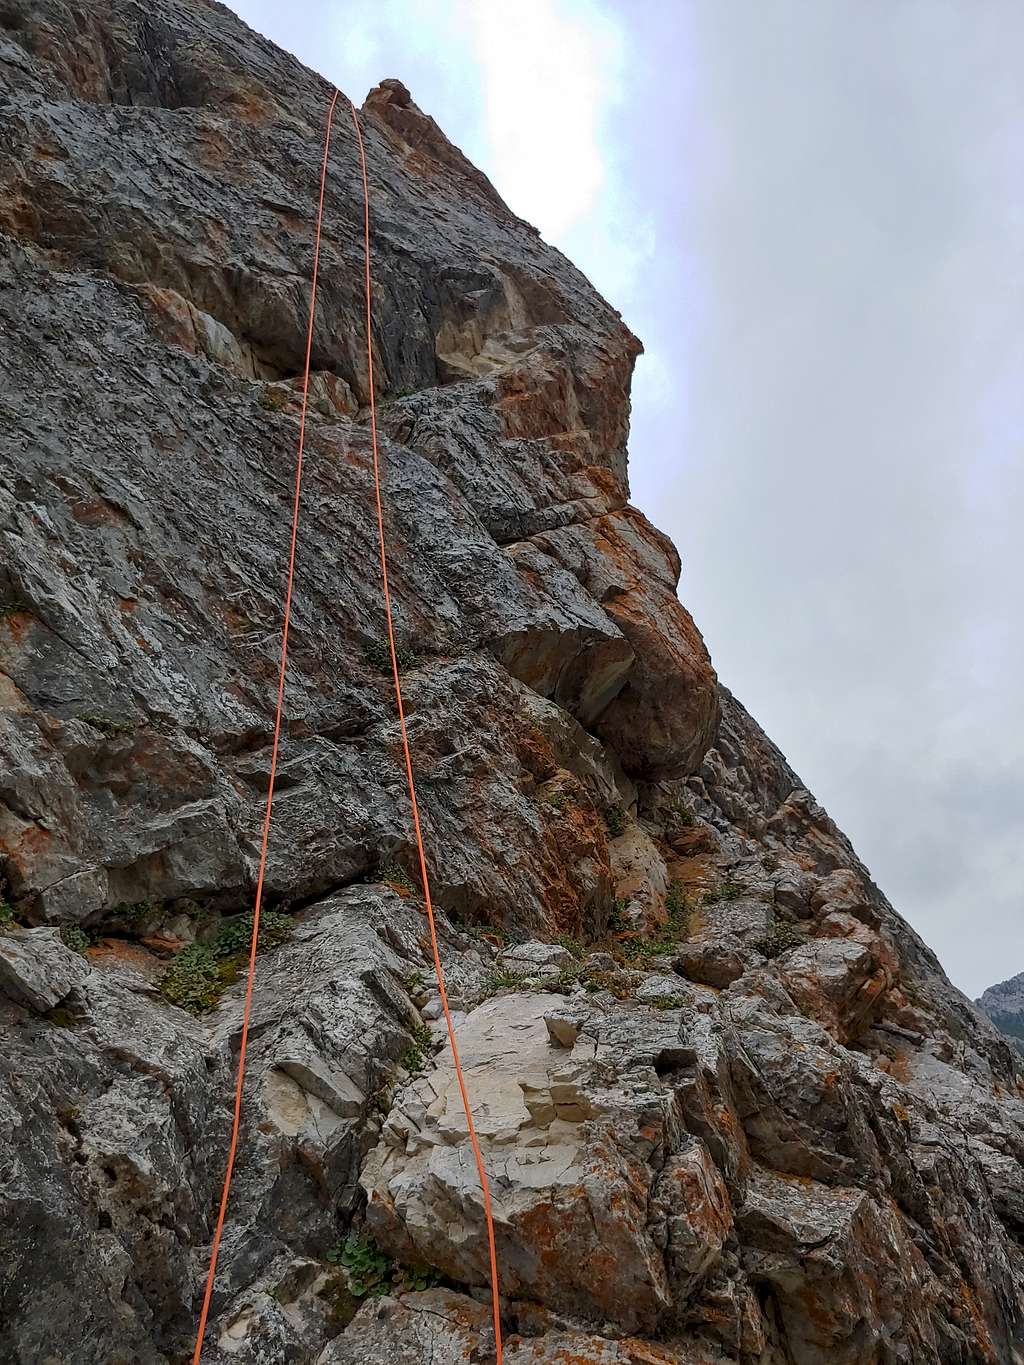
[0, 3, 1022, 1363]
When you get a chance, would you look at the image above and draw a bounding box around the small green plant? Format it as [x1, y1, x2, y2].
[619, 881, 691, 966]
[555, 933, 585, 959]
[401, 1022, 434, 1075]
[554, 960, 636, 1000]
[666, 799, 695, 831]
[703, 879, 743, 905]
[397, 1263, 441, 1293]
[650, 994, 686, 1010]
[326, 1233, 439, 1298]
[110, 900, 160, 928]
[604, 804, 625, 837]
[327, 1235, 393, 1298]
[390, 385, 416, 401]
[258, 386, 288, 411]
[158, 910, 293, 1014]
[485, 967, 527, 993]
[402, 970, 426, 995]
[81, 714, 135, 739]
[0, 899, 14, 932]
[158, 943, 227, 1014]
[607, 897, 630, 933]
[59, 924, 92, 955]
[364, 639, 420, 674]
[377, 861, 413, 895]
[369, 1083, 393, 1117]
[210, 909, 293, 958]
[665, 881, 690, 926]
[465, 920, 508, 946]
[752, 918, 805, 960]
[542, 789, 568, 812]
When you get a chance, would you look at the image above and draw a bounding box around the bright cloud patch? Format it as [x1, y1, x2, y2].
[466, 0, 626, 238]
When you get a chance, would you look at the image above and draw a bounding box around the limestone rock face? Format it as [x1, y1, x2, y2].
[1, 4, 1023, 1364]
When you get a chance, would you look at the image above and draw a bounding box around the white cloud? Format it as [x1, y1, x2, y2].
[463, 0, 626, 239]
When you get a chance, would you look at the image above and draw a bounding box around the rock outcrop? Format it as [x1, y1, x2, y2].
[980, 972, 1024, 1057]
[1, 4, 1022, 1363]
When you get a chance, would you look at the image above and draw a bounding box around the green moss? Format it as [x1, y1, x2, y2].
[465, 920, 508, 946]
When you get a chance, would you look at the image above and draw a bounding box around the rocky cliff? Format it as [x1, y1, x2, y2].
[980, 974, 1024, 1058]
[1, 3, 1022, 1363]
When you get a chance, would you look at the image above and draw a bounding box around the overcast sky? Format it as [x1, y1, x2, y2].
[233, 0, 1023, 999]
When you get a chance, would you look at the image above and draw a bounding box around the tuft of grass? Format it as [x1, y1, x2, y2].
[402, 970, 426, 995]
[555, 933, 585, 959]
[157, 910, 293, 1014]
[59, 924, 92, 955]
[485, 967, 527, 993]
[364, 639, 420, 674]
[649, 993, 686, 1010]
[619, 881, 691, 966]
[0, 899, 15, 932]
[604, 804, 625, 837]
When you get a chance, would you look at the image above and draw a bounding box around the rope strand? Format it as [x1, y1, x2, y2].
[347, 96, 504, 1364]
[190, 86, 340, 1365]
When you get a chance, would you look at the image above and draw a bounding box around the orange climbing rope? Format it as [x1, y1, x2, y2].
[190, 87, 341, 1364]
[191, 88, 504, 1363]
[347, 96, 505, 1363]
